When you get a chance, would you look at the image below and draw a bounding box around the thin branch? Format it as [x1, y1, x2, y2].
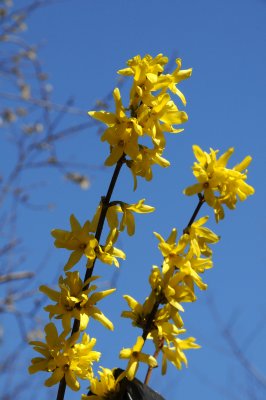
[0, 271, 34, 284]
[223, 327, 266, 389]
[0, 91, 87, 115]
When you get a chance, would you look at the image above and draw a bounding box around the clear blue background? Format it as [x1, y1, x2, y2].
[1, 0, 266, 399]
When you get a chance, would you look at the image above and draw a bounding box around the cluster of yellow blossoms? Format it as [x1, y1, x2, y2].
[28, 54, 254, 400]
[40, 273, 116, 332]
[29, 323, 100, 391]
[51, 214, 125, 271]
[89, 54, 192, 189]
[28, 199, 154, 391]
[121, 216, 218, 377]
[184, 145, 255, 222]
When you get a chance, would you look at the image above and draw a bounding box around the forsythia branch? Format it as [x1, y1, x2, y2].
[28, 53, 254, 400]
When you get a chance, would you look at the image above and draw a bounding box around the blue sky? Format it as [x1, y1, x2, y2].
[1, 0, 266, 399]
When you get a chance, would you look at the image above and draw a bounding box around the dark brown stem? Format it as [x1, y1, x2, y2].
[142, 300, 161, 341]
[83, 154, 126, 286]
[56, 154, 125, 400]
[185, 193, 205, 230]
[56, 378, 66, 400]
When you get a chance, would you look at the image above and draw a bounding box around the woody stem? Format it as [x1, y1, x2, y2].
[144, 338, 164, 385]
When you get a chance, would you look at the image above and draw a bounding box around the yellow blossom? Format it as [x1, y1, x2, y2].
[51, 214, 98, 270]
[118, 54, 169, 109]
[118, 54, 192, 108]
[173, 256, 210, 292]
[161, 336, 200, 375]
[158, 303, 185, 329]
[149, 321, 186, 350]
[88, 54, 191, 188]
[182, 216, 220, 257]
[119, 336, 157, 380]
[155, 58, 193, 105]
[121, 293, 156, 329]
[149, 265, 195, 312]
[153, 229, 187, 273]
[128, 145, 170, 190]
[82, 367, 123, 400]
[40, 272, 115, 332]
[52, 215, 125, 270]
[88, 88, 142, 166]
[90, 203, 119, 233]
[92, 199, 154, 236]
[118, 199, 155, 235]
[154, 227, 214, 294]
[136, 92, 187, 145]
[96, 228, 126, 267]
[29, 323, 100, 391]
[184, 145, 255, 222]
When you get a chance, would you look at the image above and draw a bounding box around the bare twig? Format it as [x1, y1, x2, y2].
[0, 271, 34, 284]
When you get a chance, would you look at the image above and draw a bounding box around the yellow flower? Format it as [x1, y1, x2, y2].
[92, 199, 154, 236]
[52, 215, 125, 270]
[175, 256, 211, 291]
[90, 204, 119, 233]
[155, 58, 193, 105]
[51, 214, 98, 270]
[118, 53, 168, 82]
[182, 216, 220, 257]
[121, 293, 156, 329]
[136, 92, 188, 145]
[154, 227, 214, 293]
[157, 321, 185, 340]
[118, 199, 155, 235]
[161, 336, 200, 375]
[82, 367, 122, 400]
[184, 145, 255, 222]
[88, 88, 142, 166]
[70, 334, 100, 380]
[119, 336, 157, 380]
[149, 321, 186, 350]
[118, 54, 169, 108]
[89, 54, 191, 182]
[128, 145, 170, 190]
[40, 272, 115, 332]
[29, 323, 100, 391]
[158, 303, 185, 329]
[118, 54, 192, 108]
[149, 265, 195, 312]
[154, 229, 187, 273]
[96, 228, 126, 267]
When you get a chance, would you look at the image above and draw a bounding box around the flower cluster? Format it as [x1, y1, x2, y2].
[89, 54, 192, 189]
[184, 145, 255, 221]
[81, 367, 121, 400]
[28, 270, 113, 389]
[51, 214, 125, 270]
[29, 185, 156, 390]
[118, 142, 253, 383]
[40, 272, 116, 332]
[121, 216, 217, 376]
[29, 323, 100, 391]
[29, 190, 155, 392]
